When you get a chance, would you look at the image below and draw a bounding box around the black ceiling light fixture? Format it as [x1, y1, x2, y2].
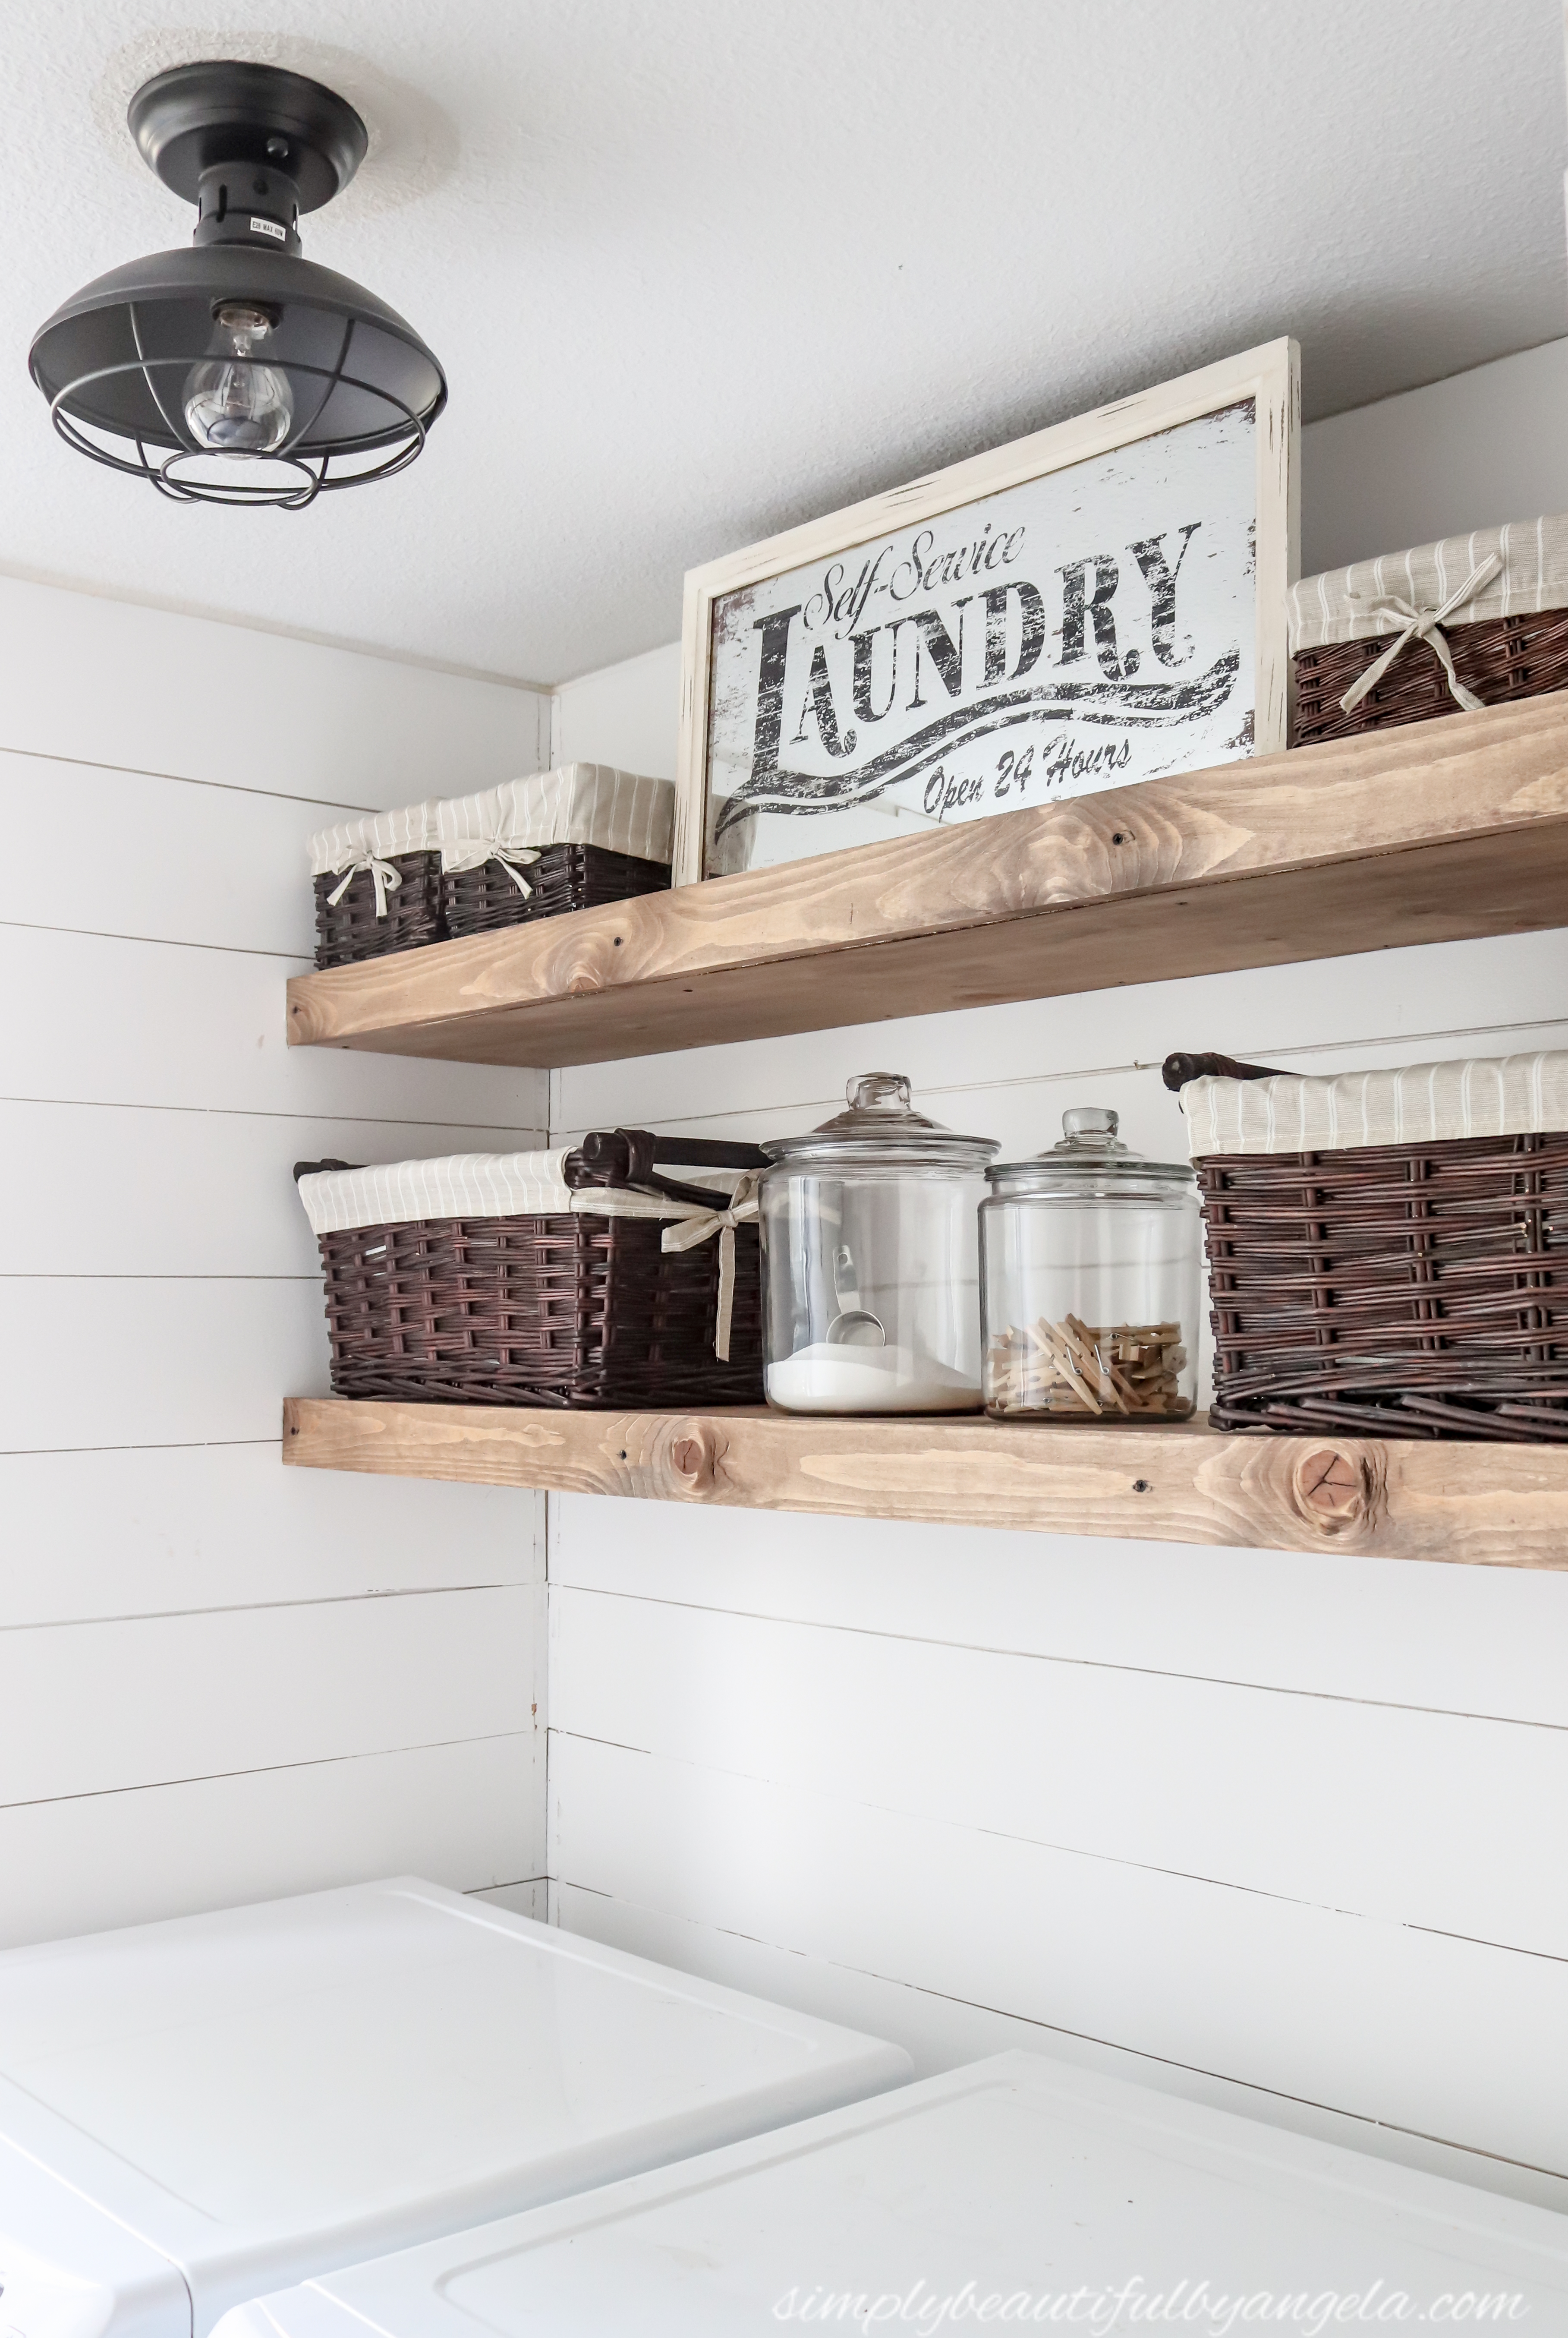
[29, 60, 447, 508]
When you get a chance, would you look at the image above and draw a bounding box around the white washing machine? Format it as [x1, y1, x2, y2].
[222, 2050, 1568, 2337]
[0, 1878, 910, 2338]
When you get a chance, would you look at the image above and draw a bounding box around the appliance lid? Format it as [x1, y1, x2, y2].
[762, 1073, 997, 1171]
[0, 2133, 187, 2338]
[0, 1879, 910, 2338]
[225, 2050, 1568, 2338]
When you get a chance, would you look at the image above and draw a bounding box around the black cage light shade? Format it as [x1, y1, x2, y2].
[29, 60, 447, 508]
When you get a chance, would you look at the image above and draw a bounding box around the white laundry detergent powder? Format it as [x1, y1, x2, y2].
[766, 1342, 981, 1412]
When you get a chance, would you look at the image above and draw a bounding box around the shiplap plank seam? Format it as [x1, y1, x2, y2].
[3, 1448, 543, 1627]
[0, 571, 546, 1951]
[548, 1725, 1568, 1963]
[0, 928, 551, 1125]
[551, 1881, 1568, 2202]
[0, 1735, 541, 1954]
[2, 1439, 277, 1455]
[0, 1098, 546, 1127]
[0, 1586, 519, 1632]
[548, 1580, 1568, 1734]
[3, 1729, 533, 1811]
[0, 920, 307, 963]
[0, 1588, 537, 1803]
[551, 1840, 1566, 1981]
[546, 1482, 1568, 1722]
[0, 739, 390, 811]
[549, 1735, 1568, 2177]
[548, 1587, 1568, 1943]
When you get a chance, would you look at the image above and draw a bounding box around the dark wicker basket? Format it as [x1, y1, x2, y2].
[314, 852, 444, 971]
[1293, 608, 1568, 747]
[1198, 1130, 1568, 1440]
[443, 844, 671, 939]
[302, 1130, 763, 1409]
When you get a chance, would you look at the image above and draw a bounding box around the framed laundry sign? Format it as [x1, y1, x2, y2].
[674, 339, 1297, 883]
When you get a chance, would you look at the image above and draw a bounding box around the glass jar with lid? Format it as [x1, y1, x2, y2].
[759, 1073, 998, 1413]
[979, 1106, 1200, 1421]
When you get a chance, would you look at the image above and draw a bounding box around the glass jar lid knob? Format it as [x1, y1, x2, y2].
[1064, 1106, 1117, 1140]
[849, 1073, 911, 1112]
[1055, 1106, 1130, 1157]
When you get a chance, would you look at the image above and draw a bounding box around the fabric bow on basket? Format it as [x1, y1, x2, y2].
[326, 853, 404, 919]
[659, 1172, 762, 1362]
[1339, 550, 1505, 716]
[442, 826, 542, 896]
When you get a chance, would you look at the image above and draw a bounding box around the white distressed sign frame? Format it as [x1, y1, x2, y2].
[674, 338, 1299, 887]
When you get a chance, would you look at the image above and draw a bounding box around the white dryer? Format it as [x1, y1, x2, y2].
[224, 2049, 1568, 2337]
[0, 1878, 910, 2338]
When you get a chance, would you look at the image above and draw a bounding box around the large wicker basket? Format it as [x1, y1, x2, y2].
[1172, 1051, 1568, 1441]
[296, 1131, 764, 1408]
[309, 765, 674, 970]
[1291, 516, 1568, 748]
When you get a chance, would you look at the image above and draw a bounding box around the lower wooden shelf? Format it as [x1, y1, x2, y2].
[283, 1397, 1568, 1568]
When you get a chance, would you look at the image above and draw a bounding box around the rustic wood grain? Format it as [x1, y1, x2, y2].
[281, 1396, 1568, 1569]
[285, 695, 1568, 1070]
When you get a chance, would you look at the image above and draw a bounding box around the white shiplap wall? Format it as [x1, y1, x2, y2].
[0, 577, 551, 1947]
[545, 344, 1568, 2214]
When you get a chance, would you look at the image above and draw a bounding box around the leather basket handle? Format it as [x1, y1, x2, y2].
[1162, 1051, 1284, 1094]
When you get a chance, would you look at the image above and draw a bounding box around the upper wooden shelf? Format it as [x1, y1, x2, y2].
[286, 697, 1568, 1070]
[283, 1396, 1568, 1569]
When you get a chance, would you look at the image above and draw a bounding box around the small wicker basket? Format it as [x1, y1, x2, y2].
[1291, 516, 1568, 748]
[444, 842, 670, 939]
[313, 852, 444, 969]
[311, 799, 444, 969]
[1170, 1050, 1568, 1441]
[296, 1130, 764, 1408]
[309, 765, 674, 970]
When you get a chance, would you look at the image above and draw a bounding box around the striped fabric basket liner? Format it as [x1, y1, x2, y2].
[309, 764, 676, 969]
[295, 1130, 765, 1408]
[1289, 514, 1568, 747]
[1179, 1051, 1568, 1441]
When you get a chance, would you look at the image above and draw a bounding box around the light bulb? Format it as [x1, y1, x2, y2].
[183, 303, 293, 454]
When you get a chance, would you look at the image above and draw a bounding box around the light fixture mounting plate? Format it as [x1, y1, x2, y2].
[128, 60, 368, 216]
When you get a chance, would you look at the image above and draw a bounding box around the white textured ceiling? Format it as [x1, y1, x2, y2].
[6, 0, 1566, 683]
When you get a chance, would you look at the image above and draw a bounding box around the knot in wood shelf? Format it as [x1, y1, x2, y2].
[668, 1422, 730, 1496]
[1291, 1444, 1385, 1539]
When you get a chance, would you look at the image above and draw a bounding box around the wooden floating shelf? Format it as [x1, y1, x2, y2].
[286, 696, 1568, 1070]
[282, 1397, 1568, 1568]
